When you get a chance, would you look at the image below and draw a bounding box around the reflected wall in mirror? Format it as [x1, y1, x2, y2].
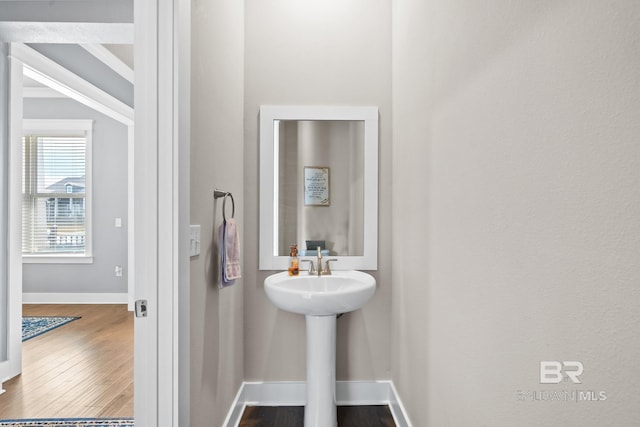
[260, 106, 378, 271]
[278, 120, 364, 256]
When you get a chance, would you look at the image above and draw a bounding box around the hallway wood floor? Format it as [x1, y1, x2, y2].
[239, 405, 396, 426]
[0, 304, 133, 419]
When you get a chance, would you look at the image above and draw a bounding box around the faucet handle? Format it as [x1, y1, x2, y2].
[323, 259, 338, 275]
[300, 259, 315, 274]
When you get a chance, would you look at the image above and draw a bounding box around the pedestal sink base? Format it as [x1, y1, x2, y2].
[263, 271, 376, 427]
[305, 315, 337, 427]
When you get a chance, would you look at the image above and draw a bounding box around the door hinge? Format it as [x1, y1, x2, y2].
[135, 299, 148, 318]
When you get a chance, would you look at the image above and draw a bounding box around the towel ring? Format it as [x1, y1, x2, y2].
[214, 189, 235, 221]
[223, 193, 235, 221]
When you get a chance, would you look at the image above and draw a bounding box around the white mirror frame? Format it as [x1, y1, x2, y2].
[259, 105, 379, 271]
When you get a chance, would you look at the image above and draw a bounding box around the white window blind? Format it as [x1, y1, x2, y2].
[22, 120, 93, 259]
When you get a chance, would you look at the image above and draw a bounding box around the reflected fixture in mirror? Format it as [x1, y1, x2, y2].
[259, 105, 378, 270]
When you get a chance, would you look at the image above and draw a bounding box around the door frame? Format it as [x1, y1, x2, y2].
[134, 0, 189, 425]
[1, 0, 189, 424]
[0, 41, 23, 389]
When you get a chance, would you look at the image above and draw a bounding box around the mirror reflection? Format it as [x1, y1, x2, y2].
[276, 120, 364, 256]
[259, 105, 378, 271]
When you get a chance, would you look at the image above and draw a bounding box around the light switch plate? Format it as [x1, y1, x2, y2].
[190, 225, 201, 257]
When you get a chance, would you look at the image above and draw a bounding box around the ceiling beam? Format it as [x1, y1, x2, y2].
[80, 44, 134, 84]
[11, 43, 134, 126]
[0, 22, 133, 43]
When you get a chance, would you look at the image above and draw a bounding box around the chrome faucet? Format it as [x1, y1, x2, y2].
[316, 246, 323, 277]
[315, 246, 338, 276]
[299, 247, 338, 275]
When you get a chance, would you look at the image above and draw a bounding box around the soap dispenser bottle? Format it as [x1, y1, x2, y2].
[288, 244, 299, 276]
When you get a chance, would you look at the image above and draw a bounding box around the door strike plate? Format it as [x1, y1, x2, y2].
[135, 299, 148, 318]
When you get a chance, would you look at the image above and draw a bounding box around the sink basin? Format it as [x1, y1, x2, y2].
[264, 270, 376, 316]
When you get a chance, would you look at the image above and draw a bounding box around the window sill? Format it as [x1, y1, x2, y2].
[23, 255, 94, 264]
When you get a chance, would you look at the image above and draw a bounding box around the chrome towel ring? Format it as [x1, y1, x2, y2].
[214, 189, 235, 221]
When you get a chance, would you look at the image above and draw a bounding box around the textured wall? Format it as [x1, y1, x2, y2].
[190, 0, 245, 425]
[392, 1, 640, 425]
[244, 0, 392, 382]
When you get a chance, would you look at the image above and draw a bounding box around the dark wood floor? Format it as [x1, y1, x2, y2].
[239, 405, 396, 427]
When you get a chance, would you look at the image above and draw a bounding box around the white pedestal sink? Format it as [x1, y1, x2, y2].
[264, 270, 376, 427]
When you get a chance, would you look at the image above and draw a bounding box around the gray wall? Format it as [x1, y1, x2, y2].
[392, 1, 640, 425]
[23, 98, 128, 295]
[244, 0, 392, 382]
[0, 0, 132, 24]
[189, 0, 244, 425]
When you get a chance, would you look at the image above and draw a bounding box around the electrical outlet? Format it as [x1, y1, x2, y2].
[115, 265, 123, 277]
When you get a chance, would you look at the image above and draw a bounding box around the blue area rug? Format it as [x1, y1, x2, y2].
[22, 316, 81, 342]
[0, 419, 133, 426]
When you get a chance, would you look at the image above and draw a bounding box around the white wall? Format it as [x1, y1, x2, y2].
[244, 0, 392, 382]
[0, 43, 9, 359]
[22, 98, 129, 295]
[190, 0, 244, 425]
[392, 1, 640, 425]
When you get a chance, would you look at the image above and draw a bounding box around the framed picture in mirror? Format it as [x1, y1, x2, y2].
[304, 166, 330, 206]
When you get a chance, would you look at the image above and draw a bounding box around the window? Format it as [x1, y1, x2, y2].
[22, 120, 93, 262]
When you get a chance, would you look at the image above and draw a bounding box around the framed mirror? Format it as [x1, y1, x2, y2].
[259, 105, 378, 270]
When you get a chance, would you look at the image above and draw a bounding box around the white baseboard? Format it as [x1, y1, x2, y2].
[22, 292, 129, 304]
[388, 380, 412, 427]
[223, 380, 412, 427]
